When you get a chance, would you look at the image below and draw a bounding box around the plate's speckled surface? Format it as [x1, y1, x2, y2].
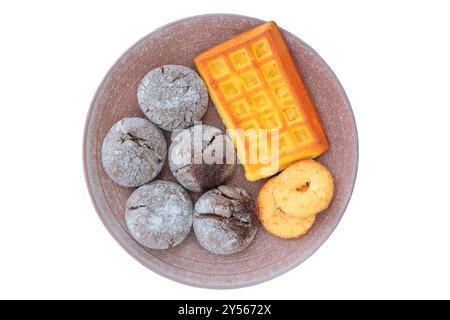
[83, 14, 358, 289]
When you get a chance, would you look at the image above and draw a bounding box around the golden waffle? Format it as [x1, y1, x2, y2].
[195, 21, 329, 181]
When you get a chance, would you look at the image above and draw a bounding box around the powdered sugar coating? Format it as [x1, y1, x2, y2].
[137, 65, 208, 131]
[193, 185, 258, 255]
[125, 180, 193, 249]
[168, 125, 236, 192]
[101, 117, 167, 187]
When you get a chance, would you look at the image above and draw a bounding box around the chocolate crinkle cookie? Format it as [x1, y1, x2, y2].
[101, 117, 166, 187]
[137, 65, 208, 132]
[168, 125, 236, 193]
[125, 180, 193, 249]
[193, 185, 259, 255]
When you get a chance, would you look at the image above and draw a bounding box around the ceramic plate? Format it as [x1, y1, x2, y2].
[83, 14, 358, 289]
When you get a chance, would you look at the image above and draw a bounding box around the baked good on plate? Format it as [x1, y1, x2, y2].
[101, 117, 166, 187]
[137, 65, 208, 132]
[195, 21, 329, 181]
[273, 159, 334, 218]
[168, 124, 236, 192]
[257, 177, 316, 239]
[193, 185, 258, 254]
[125, 180, 193, 249]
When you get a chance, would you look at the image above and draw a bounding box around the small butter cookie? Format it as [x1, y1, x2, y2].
[273, 159, 334, 218]
[257, 177, 316, 239]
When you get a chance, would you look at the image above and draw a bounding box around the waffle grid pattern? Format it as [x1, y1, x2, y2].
[201, 35, 315, 158]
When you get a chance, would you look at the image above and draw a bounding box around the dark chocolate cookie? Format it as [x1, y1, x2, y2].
[137, 65, 208, 131]
[101, 117, 166, 187]
[168, 125, 236, 192]
[125, 180, 193, 249]
[193, 185, 258, 255]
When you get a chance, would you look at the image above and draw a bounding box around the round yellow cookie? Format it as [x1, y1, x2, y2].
[273, 159, 334, 219]
[257, 177, 316, 239]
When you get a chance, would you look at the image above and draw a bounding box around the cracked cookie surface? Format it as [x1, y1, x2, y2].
[137, 65, 208, 132]
[125, 180, 193, 249]
[193, 185, 258, 255]
[168, 125, 236, 192]
[101, 117, 167, 187]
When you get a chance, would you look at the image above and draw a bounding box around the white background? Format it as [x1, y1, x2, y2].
[0, 0, 449, 299]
